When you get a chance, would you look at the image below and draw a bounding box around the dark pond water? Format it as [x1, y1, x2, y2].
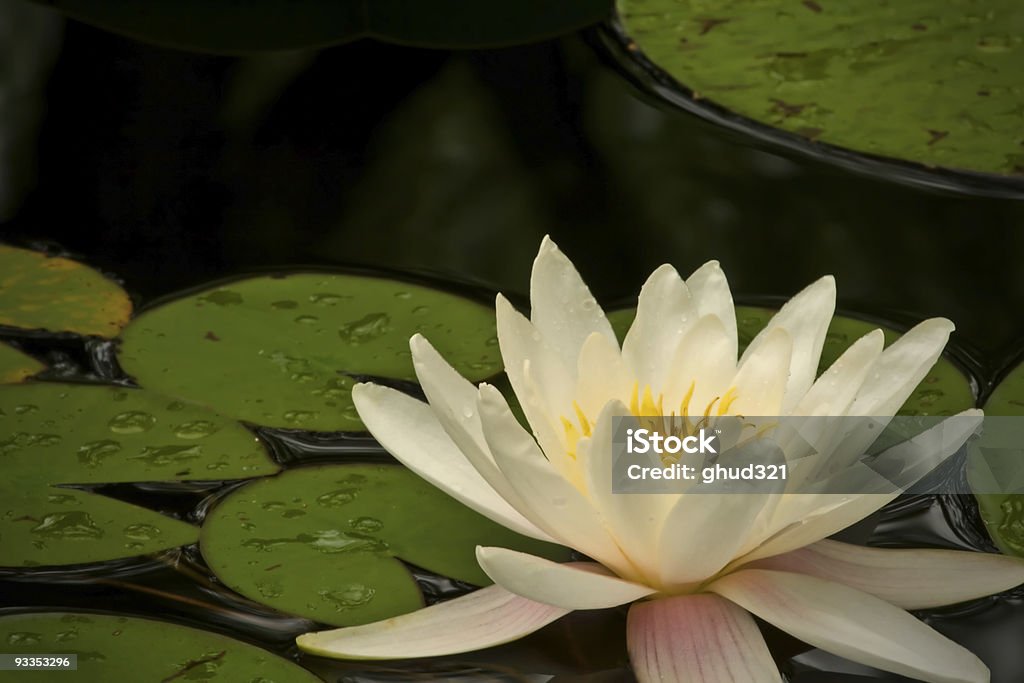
[2, 13, 1024, 683]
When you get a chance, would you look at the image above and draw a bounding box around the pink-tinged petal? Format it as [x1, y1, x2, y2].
[297, 584, 569, 660]
[750, 539, 1024, 610]
[476, 547, 655, 610]
[849, 317, 954, 417]
[685, 260, 738, 360]
[529, 236, 618, 372]
[709, 569, 989, 683]
[742, 276, 835, 414]
[627, 593, 782, 683]
[621, 264, 694, 394]
[351, 383, 544, 540]
[476, 383, 637, 579]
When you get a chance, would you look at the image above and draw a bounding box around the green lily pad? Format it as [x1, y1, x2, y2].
[200, 464, 570, 627]
[615, 0, 1024, 181]
[0, 612, 320, 682]
[970, 359, 1024, 556]
[607, 305, 974, 416]
[118, 273, 502, 432]
[0, 342, 44, 383]
[0, 383, 278, 567]
[34, 1, 610, 52]
[0, 245, 133, 338]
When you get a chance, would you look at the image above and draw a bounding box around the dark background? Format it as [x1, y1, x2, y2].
[4, 14, 1024, 375]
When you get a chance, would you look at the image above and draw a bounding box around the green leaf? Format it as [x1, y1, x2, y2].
[35, 0, 611, 52]
[0, 612, 320, 682]
[0, 245, 133, 338]
[200, 464, 570, 627]
[607, 305, 975, 416]
[0, 383, 278, 567]
[0, 342, 44, 383]
[970, 359, 1024, 556]
[118, 273, 502, 432]
[615, 0, 1024, 180]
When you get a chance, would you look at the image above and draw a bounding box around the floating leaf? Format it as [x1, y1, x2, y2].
[0, 245, 132, 338]
[607, 305, 974, 416]
[34, 0, 610, 52]
[0, 383, 277, 567]
[0, 612, 320, 682]
[613, 0, 1024, 187]
[0, 342, 43, 383]
[970, 358, 1024, 556]
[200, 464, 570, 627]
[118, 273, 501, 432]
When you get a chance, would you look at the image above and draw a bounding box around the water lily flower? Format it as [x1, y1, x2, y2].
[298, 238, 1024, 683]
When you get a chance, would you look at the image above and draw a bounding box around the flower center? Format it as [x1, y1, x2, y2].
[560, 381, 739, 461]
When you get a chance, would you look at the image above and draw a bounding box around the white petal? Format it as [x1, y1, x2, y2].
[296, 584, 568, 659]
[661, 314, 737, 414]
[627, 593, 782, 683]
[409, 336, 556, 543]
[685, 260, 738, 359]
[476, 383, 636, 579]
[741, 276, 836, 413]
[750, 539, 1024, 610]
[529, 236, 617, 371]
[574, 332, 634, 418]
[850, 317, 954, 416]
[621, 264, 693, 393]
[580, 403, 672, 576]
[496, 292, 574, 420]
[710, 569, 989, 683]
[351, 383, 544, 540]
[730, 328, 793, 416]
[476, 547, 655, 610]
[790, 329, 885, 417]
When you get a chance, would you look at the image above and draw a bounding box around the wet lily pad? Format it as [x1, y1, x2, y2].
[0, 612, 320, 681]
[969, 358, 1024, 556]
[118, 273, 502, 432]
[34, 1, 610, 52]
[607, 305, 974, 416]
[613, 0, 1024, 190]
[0, 383, 277, 567]
[200, 464, 570, 627]
[0, 245, 132, 338]
[0, 342, 43, 383]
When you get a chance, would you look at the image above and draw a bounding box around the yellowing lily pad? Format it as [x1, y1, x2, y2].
[118, 273, 502, 432]
[0, 342, 44, 383]
[0, 612, 320, 682]
[0, 383, 278, 567]
[607, 305, 975, 416]
[0, 245, 132, 338]
[200, 464, 570, 627]
[33, 1, 610, 52]
[970, 359, 1024, 556]
[613, 0, 1024, 188]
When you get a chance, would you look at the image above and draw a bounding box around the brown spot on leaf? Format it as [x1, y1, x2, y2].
[771, 98, 810, 118]
[698, 18, 731, 35]
[911, 22, 927, 31]
[926, 129, 949, 146]
[204, 331, 220, 341]
[802, 0, 823, 13]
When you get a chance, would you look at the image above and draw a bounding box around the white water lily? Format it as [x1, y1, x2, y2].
[298, 238, 1024, 683]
